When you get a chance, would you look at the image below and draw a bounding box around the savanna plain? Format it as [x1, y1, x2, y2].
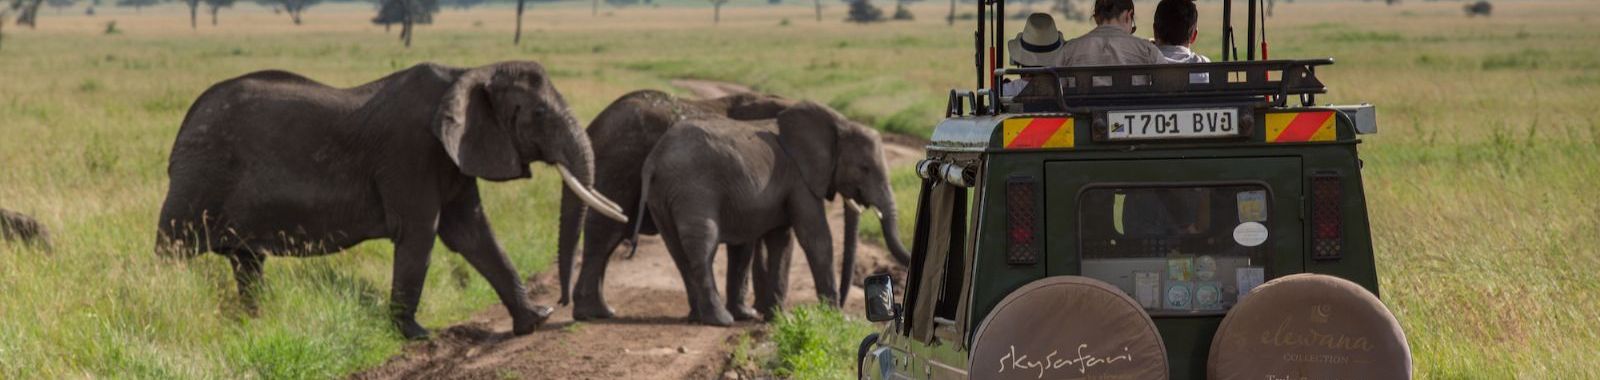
[2, 0, 1598, 378]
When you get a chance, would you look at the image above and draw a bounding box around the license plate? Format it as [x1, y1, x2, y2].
[1107, 108, 1240, 140]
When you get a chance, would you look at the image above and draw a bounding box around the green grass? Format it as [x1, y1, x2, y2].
[2, 0, 1600, 378]
[768, 304, 877, 379]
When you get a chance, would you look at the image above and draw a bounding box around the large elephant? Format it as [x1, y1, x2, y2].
[557, 89, 803, 321]
[637, 101, 911, 326]
[154, 61, 627, 340]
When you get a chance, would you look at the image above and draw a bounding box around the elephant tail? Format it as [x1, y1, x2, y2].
[626, 165, 652, 260]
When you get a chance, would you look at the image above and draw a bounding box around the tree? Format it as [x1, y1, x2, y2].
[254, 0, 320, 25]
[185, 0, 198, 28]
[709, 0, 726, 24]
[373, 0, 437, 47]
[513, 0, 524, 44]
[204, 0, 233, 25]
[845, 0, 882, 22]
[116, 0, 156, 12]
[12, 0, 44, 27]
[0, 10, 7, 52]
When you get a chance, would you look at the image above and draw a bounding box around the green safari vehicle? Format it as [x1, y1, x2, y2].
[855, 0, 1412, 379]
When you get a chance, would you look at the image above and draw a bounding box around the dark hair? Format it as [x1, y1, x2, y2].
[1153, 0, 1199, 45]
[1093, 0, 1136, 23]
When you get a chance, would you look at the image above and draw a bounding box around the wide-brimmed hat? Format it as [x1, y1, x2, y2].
[1007, 13, 1064, 67]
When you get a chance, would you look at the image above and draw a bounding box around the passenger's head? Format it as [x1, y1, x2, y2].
[1093, 0, 1138, 27]
[1154, 0, 1200, 46]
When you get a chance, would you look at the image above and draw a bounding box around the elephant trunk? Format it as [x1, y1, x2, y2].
[839, 200, 861, 308]
[546, 111, 623, 306]
[867, 183, 914, 266]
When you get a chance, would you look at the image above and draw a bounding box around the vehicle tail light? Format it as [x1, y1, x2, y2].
[1310, 175, 1342, 261]
[1006, 176, 1038, 265]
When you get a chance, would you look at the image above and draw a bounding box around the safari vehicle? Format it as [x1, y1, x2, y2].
[855, 0, 1411, 379]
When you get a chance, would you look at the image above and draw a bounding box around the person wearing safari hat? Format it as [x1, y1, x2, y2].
[1003, 13, 1065, 97]
[1007, 13, 1065, 68]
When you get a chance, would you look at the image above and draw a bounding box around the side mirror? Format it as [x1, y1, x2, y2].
[864, 273, 900, 322]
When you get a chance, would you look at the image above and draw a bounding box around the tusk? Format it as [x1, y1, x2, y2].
[557, 165, 629, 223]
[845, 198, 884, 219]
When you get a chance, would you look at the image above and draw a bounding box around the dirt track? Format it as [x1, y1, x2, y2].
[351, 81, 923, 380]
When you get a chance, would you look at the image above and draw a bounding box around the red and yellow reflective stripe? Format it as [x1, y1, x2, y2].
[1264, 111, 1336, 143]
[1001, 117, 1074, 149]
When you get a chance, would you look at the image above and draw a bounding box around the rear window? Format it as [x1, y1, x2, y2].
[1079, 185, 1271, 315]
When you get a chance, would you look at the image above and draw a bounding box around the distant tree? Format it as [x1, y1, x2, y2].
[0, 10, 7, 52]
[513, 0, 524, 44]
[12, 0, 44, 27]
[204, 0, 232, 25]
[709, 0, 725, 23]
[373, 0, 437, 47]
[47, 0, 74, 13]
[814, 0, 821, 22]
[846, 0, 882, 22]
[892, 1, 911, 20]
[254, 0, 319, 24]
[116, 0, 156, 12]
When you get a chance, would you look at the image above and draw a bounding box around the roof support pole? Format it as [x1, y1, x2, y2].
[1247, 0, 1258, 60]
[1222, 0, 1233, 61]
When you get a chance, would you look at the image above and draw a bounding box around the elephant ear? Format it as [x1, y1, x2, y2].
[776, 101, 842, 200]
[434, 67, 530, 181]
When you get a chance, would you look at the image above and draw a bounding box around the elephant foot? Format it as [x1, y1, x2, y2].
[692, 307, 735, 327]
[572, 302, 616, 321]
[512, 304, 554, 335]
[395, 318, 430, 341]
[727, 303, 760, 322]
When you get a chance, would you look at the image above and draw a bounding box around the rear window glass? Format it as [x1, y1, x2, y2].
[1079, 185, 1271, 315]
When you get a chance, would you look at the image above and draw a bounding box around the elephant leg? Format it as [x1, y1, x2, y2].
[724, 242, 760, 321]
[753, 229, 793, 321]
[225, 248, 266, 316]
[389, 231, 438, 340]
[440, 190, 552, 335]
[661, 214, 732, 326]
[789, 199, 839, 306]
[573, 218, 628, 321]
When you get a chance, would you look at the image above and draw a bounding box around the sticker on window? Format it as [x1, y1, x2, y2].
[1236, 190, 1267, 223]
[1233, 222, 1268, 247]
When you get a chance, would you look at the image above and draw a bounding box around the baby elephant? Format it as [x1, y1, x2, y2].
[638, 101, 910, 326]
[155, 61, 627, 340]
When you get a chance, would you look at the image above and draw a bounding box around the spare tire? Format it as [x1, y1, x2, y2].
[1209, 273, 1411, 380]
[969, 276, 1168, 379]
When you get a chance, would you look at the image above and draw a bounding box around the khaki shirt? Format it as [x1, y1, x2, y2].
[1056, 25, 1166, 66]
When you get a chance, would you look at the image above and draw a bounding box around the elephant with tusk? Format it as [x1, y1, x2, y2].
[154, 61, 625, 340]
[633, 101, 912, 326]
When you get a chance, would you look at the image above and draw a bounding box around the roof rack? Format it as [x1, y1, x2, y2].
[996, 59, 1333, 113]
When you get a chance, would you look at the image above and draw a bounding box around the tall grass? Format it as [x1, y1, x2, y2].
[1, 0, 1599, 378]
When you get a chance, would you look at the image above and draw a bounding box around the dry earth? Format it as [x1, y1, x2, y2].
[352, 81, 923, 380]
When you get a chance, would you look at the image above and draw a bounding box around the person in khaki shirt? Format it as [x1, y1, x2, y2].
[1057, 0, 1166, 66]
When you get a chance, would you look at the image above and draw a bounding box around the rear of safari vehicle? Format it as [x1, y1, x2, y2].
[968, 65, 1384, 378]
[859, 59, 1400, 379]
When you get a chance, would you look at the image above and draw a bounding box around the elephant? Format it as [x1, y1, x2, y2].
[0, 208, 50, 250]
[154, 61, 628, 340]
[634, 101, 911, 326]
[555, 89, 806, 321]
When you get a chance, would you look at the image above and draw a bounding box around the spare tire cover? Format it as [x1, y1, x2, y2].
[1209, 273, 1411, 380]
[969, 276, 1168, 380]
